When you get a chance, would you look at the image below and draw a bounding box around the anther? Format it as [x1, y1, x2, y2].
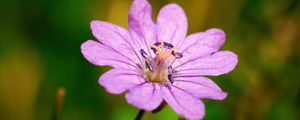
[163, 42, 174, 49]
[140, 49, 148, 59]
[168, 74, 174, 83]
[168, 66, 174, 83]
[153, 41, 174, 49]
[151, 47, 158, 54]
[171, 51, 183, 59]
[146, 62, 153, 72]
[154, 42, 161, 46]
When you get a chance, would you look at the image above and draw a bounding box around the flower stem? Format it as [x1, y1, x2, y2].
[178, 116, 186, 120]
[135, 101, 166, 120]
[135, 109, 145, 120]
[152, 101, 166, 114]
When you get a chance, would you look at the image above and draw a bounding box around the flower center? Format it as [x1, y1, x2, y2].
[140, 41, 182, 84]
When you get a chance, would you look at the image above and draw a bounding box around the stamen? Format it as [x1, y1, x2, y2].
[146, 62, 153, 72]
[168, 74, 173, 83]
[168, 66, 174, 83]
[140, 49, 148, 59]
[171, 51, 183, 58]
[163, 42, 174, 49]
[151, 47, 158, 54]
[168, 66, 173, 74]
[154, 42, 161, 46]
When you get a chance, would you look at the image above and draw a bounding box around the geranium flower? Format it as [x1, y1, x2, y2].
[81, 0, 238, 119]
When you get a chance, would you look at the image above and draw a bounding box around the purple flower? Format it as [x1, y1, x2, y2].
[81, 0, 238, 119]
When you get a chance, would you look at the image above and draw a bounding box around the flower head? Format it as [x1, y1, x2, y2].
[81, 0, 238, 119]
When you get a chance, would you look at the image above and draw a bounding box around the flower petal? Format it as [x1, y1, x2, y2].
[125, 83, 163, 111]
[174, 28, 225, 67]
[128, 0, 156, 55]
[157, 3, 187, 46]
[173, 51, 238, 76]
[99, 69, 144, 94]
[173, 76, 227, 100]
[91, 21, 141, 64]
[162, 85, 205, 119]
[81, 40, 139, 69]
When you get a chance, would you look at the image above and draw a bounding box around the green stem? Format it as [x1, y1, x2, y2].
[135, 101, 166, 120]
[152, 101, 166, 114]
[135, 109, 145, 120]
[178, 116, 186, 120]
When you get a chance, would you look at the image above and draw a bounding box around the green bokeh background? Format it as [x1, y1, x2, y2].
[1, 0, 300, 120]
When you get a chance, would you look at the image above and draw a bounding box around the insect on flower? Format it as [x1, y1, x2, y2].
[81, 0, 238, 119]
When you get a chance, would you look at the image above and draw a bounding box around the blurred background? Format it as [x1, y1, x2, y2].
[0, 0, 299, 120]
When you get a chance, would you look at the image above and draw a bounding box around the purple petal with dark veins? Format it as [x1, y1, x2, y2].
[174, 28, 226, 67]
[162, 85, 205, 119]
[174, 51, 238, 76]
[126, 83, 163, 111]
[128, 0, 156, 56]
[157, 3, 187, 46]
[90, 21, 142, 65]
[173, 76, 227, 100]
[81, 40, 139, 69]
[99, 69, 144, 94]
